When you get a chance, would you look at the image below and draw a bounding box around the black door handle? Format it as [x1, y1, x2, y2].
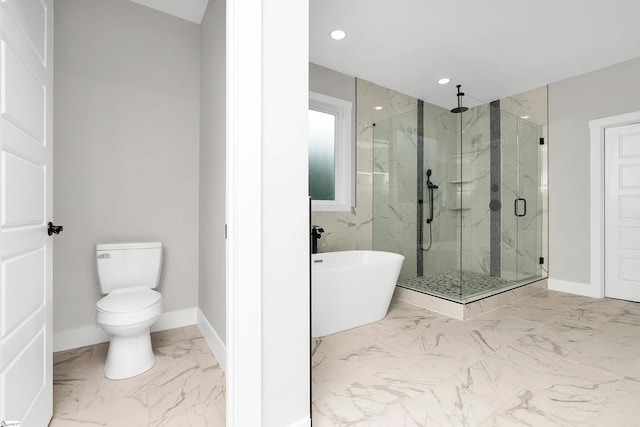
[514, 198, 527, 217]
[48, 222, 63, 236]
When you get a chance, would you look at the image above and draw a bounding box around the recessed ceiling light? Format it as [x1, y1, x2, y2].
[374, 106, 383, 111]
[438, 78, 451, 85]
[330, 30, 346, 40]
[521, 115, 530, 119]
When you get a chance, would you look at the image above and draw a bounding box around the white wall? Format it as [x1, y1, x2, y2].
[198, 0, 226, 357]
[548, 57, 640, 294]
[53, 0, 200, 337]
[261, 0, 310, 424]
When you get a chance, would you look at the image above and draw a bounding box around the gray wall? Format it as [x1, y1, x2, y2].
[549, 57, 640, 286]
[199, 0, 226, 344]
[309, 62, 356, 150]
[309, 62, 357, 213]
[53, 0, 201, 333]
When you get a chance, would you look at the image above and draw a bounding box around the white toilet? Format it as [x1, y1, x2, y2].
[95, 242, 163, 380]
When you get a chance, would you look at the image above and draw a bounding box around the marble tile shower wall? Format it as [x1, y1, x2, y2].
[457, 105, 492, 275]
[421, 103, 458, 277]
[372, 111, 419, 280]
[311, 79, 417, 253]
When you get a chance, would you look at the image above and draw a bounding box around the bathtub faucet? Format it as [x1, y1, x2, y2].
[311, 225, 324, 254]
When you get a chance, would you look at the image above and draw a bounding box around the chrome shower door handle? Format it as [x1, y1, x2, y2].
[514, 198, 527, 217]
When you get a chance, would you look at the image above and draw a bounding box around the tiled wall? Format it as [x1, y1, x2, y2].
[421, 103, 459, 278]
[457, 104, 492, 275]
[312, 79, 417, 253]
[372, 109, 420, 280]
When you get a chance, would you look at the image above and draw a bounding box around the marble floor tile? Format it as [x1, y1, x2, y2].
[591, 321, 640, 351]
[313, 342, 411, 392]
[51, 326, 225, 427]
[493, 326, 575, 372]
[564, 335, 640, 380]
[508, 304, 563, 324]
[522, 290, 592, 310]
[464, 317, 544, 357]
[312, 290, 640, 426]
[473, 306, 519, 321]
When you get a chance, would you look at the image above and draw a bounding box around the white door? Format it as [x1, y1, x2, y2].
[605, 122, 640, 302]
[0, 0, 54, 426]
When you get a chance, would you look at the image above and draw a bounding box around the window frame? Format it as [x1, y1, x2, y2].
[308, 91, 353, 211]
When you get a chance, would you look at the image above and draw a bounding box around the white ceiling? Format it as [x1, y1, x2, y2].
[129, 0, 640, 109]
[310, 0, 640, 109]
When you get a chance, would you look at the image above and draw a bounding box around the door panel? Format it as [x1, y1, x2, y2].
[2, 249, 46, 336]
[3, 0, 47, 61]
[2, 153, 45, 226]
[619, 227, 640, 249]
[3, 329, 46, 422]
[0, 0, 53, 425]
[605, 123, 640, 301]
[2, 42, 46, 142]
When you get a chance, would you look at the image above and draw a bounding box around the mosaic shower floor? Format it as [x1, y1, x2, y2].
[398, 270, 514, 302]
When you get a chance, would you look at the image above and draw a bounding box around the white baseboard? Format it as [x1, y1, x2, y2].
[151, 307, 197, 331]
[53, 324, 111, 352]
[196, 308, 227, 371]
[548, 278, 603, 299]
[286, 417, 311, 427]
[53, 307, 198, 352]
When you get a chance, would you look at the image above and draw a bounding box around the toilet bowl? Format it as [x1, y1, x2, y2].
[97, 287, 162, 379]
[95, 242, 163, 380]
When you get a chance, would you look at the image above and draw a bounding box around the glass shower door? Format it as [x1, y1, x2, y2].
[501, 111, 543, 282]
[516, 116, 543, 280]
[372, 110, 419, 282]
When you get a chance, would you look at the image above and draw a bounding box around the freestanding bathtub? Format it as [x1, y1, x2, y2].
[312, 250, 405, 337]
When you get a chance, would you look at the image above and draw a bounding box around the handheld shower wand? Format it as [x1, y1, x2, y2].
[425, 169, 438, 224]
[421, 169, 438, 252]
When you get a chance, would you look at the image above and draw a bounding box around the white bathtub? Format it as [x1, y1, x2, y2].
[312, 250, 405, 337]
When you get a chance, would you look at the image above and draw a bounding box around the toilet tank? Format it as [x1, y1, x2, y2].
[96, 242, 163, 294]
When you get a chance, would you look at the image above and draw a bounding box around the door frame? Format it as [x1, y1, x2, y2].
[589, 110, 640, 298]
[226, 0, 263, 425]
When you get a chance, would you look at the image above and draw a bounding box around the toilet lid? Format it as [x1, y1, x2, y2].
[97, 287, 161, 313]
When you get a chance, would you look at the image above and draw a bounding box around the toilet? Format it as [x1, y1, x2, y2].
[95, 242, 163, 380]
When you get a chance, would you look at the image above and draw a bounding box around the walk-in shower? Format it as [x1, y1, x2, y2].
[372, 86, 544, 303]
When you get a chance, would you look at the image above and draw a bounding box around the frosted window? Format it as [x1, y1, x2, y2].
[309, 109, 336, 201]
[308, 92, 353, 211]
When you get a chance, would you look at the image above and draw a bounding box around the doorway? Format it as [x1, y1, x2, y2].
[604, 122, 640, 302]
[585, 111, 640, 299]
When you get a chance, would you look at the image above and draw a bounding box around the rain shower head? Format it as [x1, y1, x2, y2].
[450, 84, 469, 114]
[451, 106, 469, 114]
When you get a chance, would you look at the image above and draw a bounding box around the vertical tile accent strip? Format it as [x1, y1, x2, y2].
[490, 100, 501, 277]
[417, 100, 424, 277]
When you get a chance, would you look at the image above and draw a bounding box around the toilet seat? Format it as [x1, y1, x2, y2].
[97, 287, 161, 313]
[96, 287, 162, 326]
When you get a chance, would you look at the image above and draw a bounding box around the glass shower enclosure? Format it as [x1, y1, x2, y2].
[372, 97, 544, 303]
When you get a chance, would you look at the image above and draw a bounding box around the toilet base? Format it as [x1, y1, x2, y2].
[104, 327, 155, 380]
